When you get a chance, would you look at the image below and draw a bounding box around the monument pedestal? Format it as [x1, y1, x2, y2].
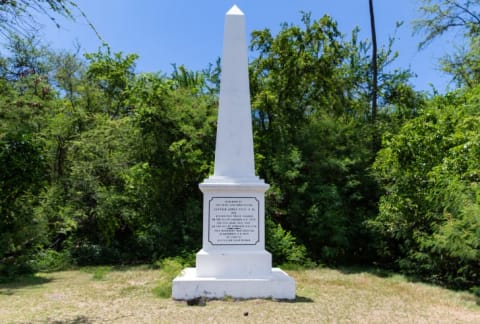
[172, 268, 295, 300]
[196, 249, 272, 277]
[172, 5, 295, 300]
[173, 179, 295, 300]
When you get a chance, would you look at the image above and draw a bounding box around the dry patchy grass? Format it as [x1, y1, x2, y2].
[0, 266, 479, 323]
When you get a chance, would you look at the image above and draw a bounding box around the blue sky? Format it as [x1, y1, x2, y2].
[35, 0, 453, 92]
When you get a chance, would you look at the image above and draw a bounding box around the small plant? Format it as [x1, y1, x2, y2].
[152, 257, 185, 299]
[152, 283, 171, 298]
[31, 249, 72, 273]
[81, 266, 112, 281]
[92, 266, 111, 280]
[471, 286, 480, 297]
[471, 286, 480, 305]
[266, 218, 313, 267]
[222, 295, 234, 302]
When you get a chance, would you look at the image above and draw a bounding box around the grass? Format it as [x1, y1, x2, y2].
[80, 266, 113, 281]
[152, 257, 186, 299]
[0, 265, 479, 323]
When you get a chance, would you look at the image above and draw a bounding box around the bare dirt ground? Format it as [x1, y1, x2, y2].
[1, 265, 479, 323]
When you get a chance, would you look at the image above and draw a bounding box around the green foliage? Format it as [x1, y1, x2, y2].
[250, 12, 414, 265]
[70, 245, 121, 266]
[0, 35, 54, 278]
[132, 74, 217, 257]
[0, 0, 101, 51]
[414, 0, 480, 49]
[414, 0, 480, 88]
[68, 116, 138, 243]
[152, 257, 186, 299]
[81, 266, 112, 280]
[85, 47, 139, 117]
[31, 249, 72, 272]
[266, 218, 310, 266]
[3, 10, 478, 293]
[0, 133, 47, 277]
[152, 282, 171, 299]
[91, 266, 111, 280]
[371, 86, 480, 287]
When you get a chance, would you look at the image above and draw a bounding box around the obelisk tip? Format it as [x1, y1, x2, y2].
[227, 4, 244, 16]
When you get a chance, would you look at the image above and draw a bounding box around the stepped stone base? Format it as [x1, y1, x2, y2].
[195, 249, 272, 277]
[172, 267, 296, 300]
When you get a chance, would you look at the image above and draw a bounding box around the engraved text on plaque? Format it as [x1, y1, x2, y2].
[208, 197, 259, 245]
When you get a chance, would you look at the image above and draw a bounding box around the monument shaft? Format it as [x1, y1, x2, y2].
[214, 5, 255, 178]
[172, 5, 295, 300]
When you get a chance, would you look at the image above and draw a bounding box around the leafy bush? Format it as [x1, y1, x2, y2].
[81, 266, 112, 281]
[0, 133, 47, 279]
[152, 257, 186, 299]
[371, 87, 480, 288]
[266, 218, 313, 267]
[70, 244, 121, 266]
[31, 249, 72, 272]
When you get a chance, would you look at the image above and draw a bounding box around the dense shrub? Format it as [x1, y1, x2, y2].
[371, 88, 480, 288]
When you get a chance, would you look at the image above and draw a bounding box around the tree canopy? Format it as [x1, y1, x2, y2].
[0, 1, 479, 290]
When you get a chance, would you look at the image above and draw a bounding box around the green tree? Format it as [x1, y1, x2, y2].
[371, 86, 480, 288]
[0, 132, 47, 277]
[250, 13, 414, 263]
[37, 56, 219, 263]
[36, 48, 143, 263]
[132, 71, 217, 259]
[84, 47, 138, 118]
[369, 0, 378, 123]
[0, 10, 427, 272]
[0, 0, 100, 43]
[0, 36, 55, 277]
[414, 0, 480, 87]
[414, 0, 480, 49]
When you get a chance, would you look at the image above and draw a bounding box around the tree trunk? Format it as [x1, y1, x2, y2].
[369, 0, 378, 123]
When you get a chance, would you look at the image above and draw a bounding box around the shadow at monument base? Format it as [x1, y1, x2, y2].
[182, 295, 314, 306]
[293, 295, 314, 303]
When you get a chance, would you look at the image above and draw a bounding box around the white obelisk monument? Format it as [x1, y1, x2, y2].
[172, 5, 295, 300]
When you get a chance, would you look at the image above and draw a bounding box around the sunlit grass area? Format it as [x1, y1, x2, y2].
[0, 266, 479, 323]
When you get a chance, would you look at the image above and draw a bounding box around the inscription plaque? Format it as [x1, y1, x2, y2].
[208, 197, 259, 245]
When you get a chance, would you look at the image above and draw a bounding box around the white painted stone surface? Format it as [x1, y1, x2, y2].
[213, 4, 255, 179]
[172, 5, 295, 301]
[195, 249, 272, 277]
[199, 182, 268, 252]
[172, 268, 295, 300]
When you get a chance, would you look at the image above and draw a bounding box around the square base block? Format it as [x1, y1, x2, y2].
[196, 249, 272, 277]
[172, 267, 296, 300]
